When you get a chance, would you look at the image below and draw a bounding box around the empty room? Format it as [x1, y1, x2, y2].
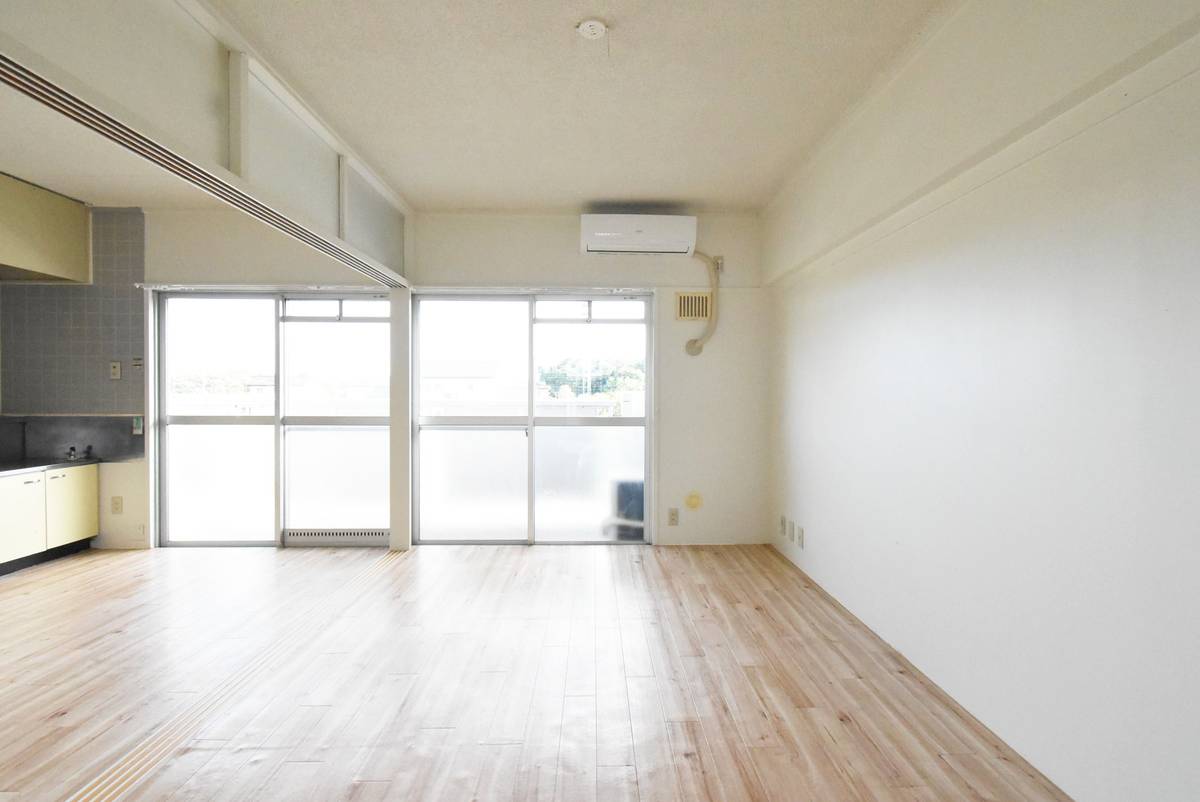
[1, 1, 1197, 800]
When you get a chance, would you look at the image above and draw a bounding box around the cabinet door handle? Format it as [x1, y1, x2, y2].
[48, 474, 63, 480]
[23, 478, 40, 485]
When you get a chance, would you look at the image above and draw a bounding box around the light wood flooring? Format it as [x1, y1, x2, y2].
[0, 545, 1069, 801]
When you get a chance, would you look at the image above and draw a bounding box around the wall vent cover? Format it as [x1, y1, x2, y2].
[283, 529, 389, 547]
[675, 292, 711, 321]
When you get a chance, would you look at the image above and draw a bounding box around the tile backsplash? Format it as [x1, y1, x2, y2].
[1, 208, 145, 414]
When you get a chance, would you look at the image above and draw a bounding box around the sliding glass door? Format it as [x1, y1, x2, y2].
[159, 294, 390, 545]
[161, 297, 278, 543]
[415, 295, 650, 544]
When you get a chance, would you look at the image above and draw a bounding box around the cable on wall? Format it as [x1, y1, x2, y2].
[685, 251, 723, 355]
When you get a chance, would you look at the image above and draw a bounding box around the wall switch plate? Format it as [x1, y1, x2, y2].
[109, 361, 122, 380]
[111, 496, 123, 515]
[798, 527, 805, 549]
[779, 515, 787, 537]
[668, 508, 680, 526]
[787, 520, 795, 542]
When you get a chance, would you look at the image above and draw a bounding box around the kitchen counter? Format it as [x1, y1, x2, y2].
[0, 457, 102, 478]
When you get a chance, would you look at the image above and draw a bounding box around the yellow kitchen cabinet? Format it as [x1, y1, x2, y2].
[0, 174, 90, 282]
[0, 472, 48, 562]
[45, 465, 100, 549]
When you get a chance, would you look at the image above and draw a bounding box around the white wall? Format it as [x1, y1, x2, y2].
[0, 0, 229, 168]
[764, 0, 1200, 281]
[653, 287, 768, 544]
[766, 3, 1200, 800]
[411, 212, 770, 545]
[98, 460, 150, 549]
[412, 213, 761, 289]
[145, 206, 373, 286]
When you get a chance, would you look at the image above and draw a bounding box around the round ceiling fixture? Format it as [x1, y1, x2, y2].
[576, 19, 607, 40]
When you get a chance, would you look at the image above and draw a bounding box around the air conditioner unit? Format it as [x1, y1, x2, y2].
[580, 214, 697, 255]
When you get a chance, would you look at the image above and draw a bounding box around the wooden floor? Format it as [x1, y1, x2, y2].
[0, 545, 1068, 802]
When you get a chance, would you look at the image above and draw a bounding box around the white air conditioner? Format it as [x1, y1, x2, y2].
[580, 214, 697, 255]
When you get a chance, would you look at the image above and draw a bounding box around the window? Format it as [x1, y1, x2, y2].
[419, 429, 528, 541]
[418, 299, 528, 418]
[415, 295, 650, 544]
[285, 427, 389, 529]
[160, 294, 390, 545]
[164, 297, 276, 416]
[534, 322, 645, 417]
[284, 321, 389, 416]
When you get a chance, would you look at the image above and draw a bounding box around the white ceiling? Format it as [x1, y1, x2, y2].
[213, 0, 946, 212]
[0, 84, 220, 209]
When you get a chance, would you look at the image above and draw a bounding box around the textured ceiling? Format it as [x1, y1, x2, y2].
[213, 0, 946, 212]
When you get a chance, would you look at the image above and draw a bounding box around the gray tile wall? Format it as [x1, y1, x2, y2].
[1, 208, 145, 414]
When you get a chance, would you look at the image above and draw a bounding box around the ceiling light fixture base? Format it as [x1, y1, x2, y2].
[576, 19, 608, 40]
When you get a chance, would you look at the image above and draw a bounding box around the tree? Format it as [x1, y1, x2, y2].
[538, 358, 644, 397]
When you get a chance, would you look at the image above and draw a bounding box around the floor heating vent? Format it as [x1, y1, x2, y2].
[283, 529, 389, 547]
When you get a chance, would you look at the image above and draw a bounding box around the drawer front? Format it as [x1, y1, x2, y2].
[0, 473, 48, 563]
[45, 464, 100, 549]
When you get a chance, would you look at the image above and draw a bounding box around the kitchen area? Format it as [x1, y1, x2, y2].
[1, 180, 147, 573]
[0, 20, 402, 562]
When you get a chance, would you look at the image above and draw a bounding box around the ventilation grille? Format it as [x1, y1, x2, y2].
[0, 53, 403, 288]
[284, 529, 389, 547]
[675, 292, 712, 321]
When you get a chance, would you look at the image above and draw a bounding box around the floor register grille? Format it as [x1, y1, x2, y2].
[282, 529, 389, 547]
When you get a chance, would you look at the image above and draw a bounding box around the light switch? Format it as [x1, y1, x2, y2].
[109, 361, 122, 380]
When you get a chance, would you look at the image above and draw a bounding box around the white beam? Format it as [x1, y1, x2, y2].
[389, 286, 412, 550]
[227, 50, 248, 176]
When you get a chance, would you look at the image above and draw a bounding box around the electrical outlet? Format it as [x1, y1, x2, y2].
[668, 508, 680, 526]
[109, 361, 122, 380]
[111, 496, 124, 515]
[779, 515, 787, 538]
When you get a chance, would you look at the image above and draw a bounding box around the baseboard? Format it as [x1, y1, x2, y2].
[0, 539, 91, 577]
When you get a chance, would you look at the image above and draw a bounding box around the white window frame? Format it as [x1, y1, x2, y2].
[412, 291, 654, 545]
[156, 290, 390, 546]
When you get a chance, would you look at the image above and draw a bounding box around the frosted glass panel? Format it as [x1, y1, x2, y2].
[166, 425, 275, 542]
[535, 427, 645, 542]
[284, 322, 389, 416]
[165, 297, 276, 415]
[285, 427, 388, 529]
[419, 300, 528, 417]
[285, 299, 338, 317]
[342, 299, 390, 318]
[534, 323, 646, 417]
[591, 300, 645, 320]
[246, 72, 340, 236]
[535, 300, 587, 319]
[419, 429, 526, 541]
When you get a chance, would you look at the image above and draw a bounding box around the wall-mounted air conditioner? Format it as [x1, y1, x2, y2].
[580, 214, 697, 255]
